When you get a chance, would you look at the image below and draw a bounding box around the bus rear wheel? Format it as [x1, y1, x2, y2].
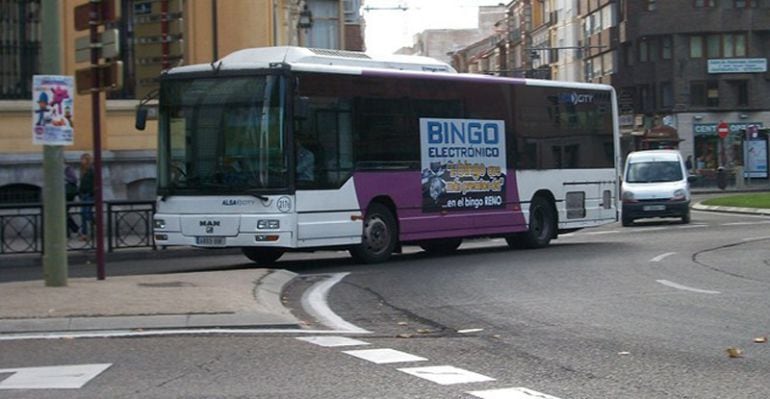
[516, 196, 555, 249]
[242, 247, 285, 265]
[419, 238, 462, 254]
[350, 203, 397, 264]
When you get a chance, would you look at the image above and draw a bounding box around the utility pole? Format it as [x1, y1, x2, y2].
[41, 0, 68, 287]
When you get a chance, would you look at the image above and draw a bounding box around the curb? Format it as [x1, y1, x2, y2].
[693, 202, 770, 216]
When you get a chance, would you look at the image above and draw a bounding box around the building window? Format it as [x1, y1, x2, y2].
[730, 80, 749, 106]
[690, 36, 703, 58]
[623, 43, 634, 66]
[661, 36, 673, 59]
[725, 33, 747, 57]
[690, 83, 705, 106]
[0, 184, 41, 204]
[638, 40, 649, 62]
[603, 51, 615, 75]
[0, 0, 41, 99]
[660, 82, 673, 109]
[694, 0, 717, 6]
[646, 0, 657, 10]
[734, 0, 758, 7]
[707, 80, 720, 106]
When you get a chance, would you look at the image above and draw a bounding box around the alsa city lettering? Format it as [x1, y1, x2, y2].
[559, 92, 595, 105]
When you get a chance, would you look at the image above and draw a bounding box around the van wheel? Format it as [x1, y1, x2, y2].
[622, 216, 634, 227]
[242, 247, 284, 265]
[350, 203, 397, 264]
[520, 196, 555, 249]
[419, 238, 462, 254]
[681, 210, 691, 224]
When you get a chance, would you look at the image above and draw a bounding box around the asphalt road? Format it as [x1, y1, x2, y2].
[2, 208, 769, 398]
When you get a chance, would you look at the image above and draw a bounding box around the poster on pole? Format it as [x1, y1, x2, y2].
[420, 118, 507, 212]
[32, 75, 74, 145]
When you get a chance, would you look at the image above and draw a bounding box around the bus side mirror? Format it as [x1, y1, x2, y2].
[136, 106, 148, 131]
[294, 96, 309, 120]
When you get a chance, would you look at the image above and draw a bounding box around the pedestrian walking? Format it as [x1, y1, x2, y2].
[64, 164, 79, 236]
[78, 153, 94, 241]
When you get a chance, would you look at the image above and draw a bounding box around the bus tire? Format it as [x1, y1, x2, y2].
[521, 196, 555, 249]
[242, 247, 285, 265]
[419, 238, 462, 254]
[350, 203, 397, 264]
[621, 216, 634, 227]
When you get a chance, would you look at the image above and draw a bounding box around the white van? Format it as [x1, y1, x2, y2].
[621, 150, 693, 226]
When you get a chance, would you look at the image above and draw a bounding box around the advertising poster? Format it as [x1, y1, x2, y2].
[743, 138, 768, 179]
[420, 118, 506, 212]
[32, 75, 74, 145]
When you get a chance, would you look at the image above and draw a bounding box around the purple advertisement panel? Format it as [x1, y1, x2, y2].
[420, 118, 506, 212]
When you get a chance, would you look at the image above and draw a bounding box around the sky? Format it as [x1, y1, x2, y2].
[362, 0, 505, 55]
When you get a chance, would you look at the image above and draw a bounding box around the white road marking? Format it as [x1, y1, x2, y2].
[677, 224, 708, 229]
[301, 272, 370, 334]
[721, 221, 770, 226]
[0, 364, 111, 389]
[650, 252, 676, 262]
[656, 280, 720, 295]
[741, 235, 770, 242]
[468, 387, 563, 399]
[585, 230, 618, 236]
[0, 328, 369, 342]
[343, 348, 427, 364]
[295, 336, 370, 347]
[397, 365, 495, 385]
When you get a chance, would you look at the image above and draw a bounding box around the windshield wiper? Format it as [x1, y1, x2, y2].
[244, 189, 269, 201]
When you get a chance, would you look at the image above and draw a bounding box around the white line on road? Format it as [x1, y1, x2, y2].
[585, 230, 619, 236]
[0, 364, 111, 389]
[722, 221, 770, 226]
[656, 280, 720, 295]
[397, 365, 495, 385]
[650, 252, 676, 262]
[343, 348, 428, 364]
[296, 336, 370, 347]
[677, 224, 708, 229]
[301, 272, 371, 334]
[741, 235, 770, 242]
[0, 328, 369, 342]
[468, 387, 563, 399]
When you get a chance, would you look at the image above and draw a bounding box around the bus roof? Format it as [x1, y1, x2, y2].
[170, 46, 457, 75]
[168, 46, 614, 93]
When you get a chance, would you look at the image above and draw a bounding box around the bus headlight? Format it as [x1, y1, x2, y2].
[154, 219, 166, 229]
[257, 220, 280, 230]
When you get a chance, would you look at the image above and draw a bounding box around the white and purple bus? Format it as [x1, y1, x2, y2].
[147, 46, 620, 264]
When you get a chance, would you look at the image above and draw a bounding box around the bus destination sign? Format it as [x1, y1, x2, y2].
[420, 118, 507, 212]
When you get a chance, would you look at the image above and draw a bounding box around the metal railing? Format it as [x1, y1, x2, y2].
[0, 200, 156, 255]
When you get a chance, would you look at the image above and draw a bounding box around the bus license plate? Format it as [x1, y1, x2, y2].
[643, 205, 665, 211]
[196, 236, 226, 246]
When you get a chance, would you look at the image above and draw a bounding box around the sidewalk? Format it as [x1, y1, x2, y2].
[0, 268, 301, 336]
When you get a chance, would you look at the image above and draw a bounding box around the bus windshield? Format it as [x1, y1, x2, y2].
[158, 75, 286, 194]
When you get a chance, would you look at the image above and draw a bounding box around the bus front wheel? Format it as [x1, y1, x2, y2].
[350, 203, 397, 264]
[242, 247, 285, 265]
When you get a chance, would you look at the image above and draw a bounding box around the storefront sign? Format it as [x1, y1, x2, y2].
[708, 58, 767, 74]
[420, 118, 506, 212]
[32, 75, 74, 146]
[693, 122, 764, 136]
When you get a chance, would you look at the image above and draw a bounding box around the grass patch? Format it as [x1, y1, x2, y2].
[701, 192, 770, 209]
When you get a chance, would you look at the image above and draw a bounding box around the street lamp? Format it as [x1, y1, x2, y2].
[298, 4, 313, 30]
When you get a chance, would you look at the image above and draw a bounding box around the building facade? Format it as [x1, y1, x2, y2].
[452, 0, 770, 182]
[0, 0, 360, 203]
